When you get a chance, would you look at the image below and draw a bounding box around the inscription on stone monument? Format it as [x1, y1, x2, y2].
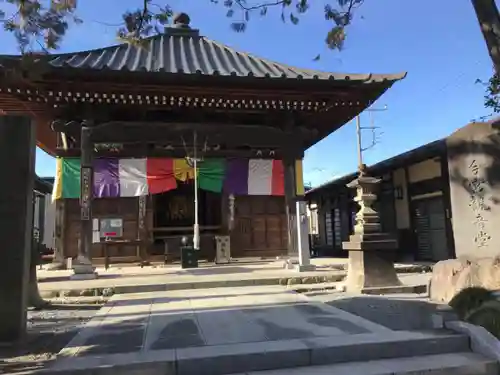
[447, 121, 499, 258]
[467, 160, 491, 248]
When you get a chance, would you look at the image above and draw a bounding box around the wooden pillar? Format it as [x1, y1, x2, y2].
[137, 195, 148, 265]
[215, 191, 233, 263]
[51, 199, 66, 268]
[80, 125, 93, 259]
[0, 116, 35, 342]
[283, 155, 298, 260]
[146, 195, 154, 258]
[221, 192, 230, 235]
[72, 124, 96, 277]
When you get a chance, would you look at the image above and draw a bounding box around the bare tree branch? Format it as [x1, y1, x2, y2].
[233, 0, 286, 11]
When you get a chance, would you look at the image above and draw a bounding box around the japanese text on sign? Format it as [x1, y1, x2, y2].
[468, 160, 491, 248]
[80, 167, 92, 221]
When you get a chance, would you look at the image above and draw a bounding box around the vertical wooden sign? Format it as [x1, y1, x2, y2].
[80, 166, 92, 221]
[137, 195, 147, 265]
[138, 195, 146, 231]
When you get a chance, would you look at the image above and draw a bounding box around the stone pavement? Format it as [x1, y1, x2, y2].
[37, 258, 432, 298]
[44, 284, 480, 375]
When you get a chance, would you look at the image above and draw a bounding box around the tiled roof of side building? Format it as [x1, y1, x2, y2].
[306, 139, 446, 196]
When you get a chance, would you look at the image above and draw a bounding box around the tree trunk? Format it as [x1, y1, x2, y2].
[472, 0, 500, 74]
[28, 241, 50, 310]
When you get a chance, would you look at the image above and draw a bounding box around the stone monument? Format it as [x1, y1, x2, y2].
[430, 119, 500, 302]
[446, 120, 500, 258]
[342, 166, 401, 292]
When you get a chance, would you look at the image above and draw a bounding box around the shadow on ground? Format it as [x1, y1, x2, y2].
[0, 304, 101, 374]
[320, 295, 445, 331]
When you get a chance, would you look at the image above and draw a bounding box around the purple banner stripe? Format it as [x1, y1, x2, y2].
[93, 158, 120, 198]
[223, 159, 249, 195]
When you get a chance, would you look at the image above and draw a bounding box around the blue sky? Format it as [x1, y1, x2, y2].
[1, 0, 496, 186]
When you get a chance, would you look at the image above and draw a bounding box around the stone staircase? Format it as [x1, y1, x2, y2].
[234, 352, 497, 375]
[45, 329, 498, 375]
[43, 284, 499, 375]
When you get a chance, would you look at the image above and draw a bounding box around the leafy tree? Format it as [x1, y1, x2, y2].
[0, 0, 362, 53]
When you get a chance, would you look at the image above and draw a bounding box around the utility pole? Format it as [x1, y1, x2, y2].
[192, 130, 200, 251]
[356, 115, 364, 171]
[355, 105, 388, 172]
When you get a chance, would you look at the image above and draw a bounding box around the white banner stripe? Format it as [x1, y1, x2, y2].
[118, 158, 149, 197]
[247, 159, 273, 195]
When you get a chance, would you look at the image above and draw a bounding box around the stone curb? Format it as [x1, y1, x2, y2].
[325, 264, 433, 274]
[290, 283, 429, 296]
[360, 284, 428, 295]
[45, 296, 110, 305]
[44, 333, 469, 375]
[445, 320, 500, 362]
[40, 273, 346, 299]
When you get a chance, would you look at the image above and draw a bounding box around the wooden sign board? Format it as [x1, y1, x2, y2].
[80, 166, 92, 221]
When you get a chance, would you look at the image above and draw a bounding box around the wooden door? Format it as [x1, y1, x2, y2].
[231, 196, 287, 258]
[412, 196, 449, 261]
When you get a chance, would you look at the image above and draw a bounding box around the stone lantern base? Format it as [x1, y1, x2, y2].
[343, 245, 401, 292]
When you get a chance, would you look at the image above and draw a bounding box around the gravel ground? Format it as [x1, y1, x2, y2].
[0, 304, 101, 374]
[306, 292, 444, 331]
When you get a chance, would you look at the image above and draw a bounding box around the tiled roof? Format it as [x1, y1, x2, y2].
[34, 175, 53, 195]
[41, 26, 406, 82]
[305, 139, 446, 195]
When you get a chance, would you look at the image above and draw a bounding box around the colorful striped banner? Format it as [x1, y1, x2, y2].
[52, 157, 304, 200]
[223, 158, 302, 196]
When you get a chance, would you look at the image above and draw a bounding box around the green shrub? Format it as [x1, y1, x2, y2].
[464, 300, 500, 339]
[448, 287, 496, 320]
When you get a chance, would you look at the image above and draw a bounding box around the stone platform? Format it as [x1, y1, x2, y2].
[45, 285, 470, 375]
[37, 259, 432, 299]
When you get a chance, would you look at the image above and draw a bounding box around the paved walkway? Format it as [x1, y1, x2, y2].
[46, 284, 454, 375]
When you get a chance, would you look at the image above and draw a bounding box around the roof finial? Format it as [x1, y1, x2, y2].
[173, 12, 190, 28]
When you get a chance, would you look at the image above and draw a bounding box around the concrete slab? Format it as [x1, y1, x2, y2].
[45, 285, 469, 375]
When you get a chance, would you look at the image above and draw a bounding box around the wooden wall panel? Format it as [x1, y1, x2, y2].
[231, 196, 287, 258]
[63, 197, 139, 259]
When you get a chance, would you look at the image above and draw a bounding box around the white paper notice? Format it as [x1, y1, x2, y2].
[110, 219, 122, 227]
[92, 231, 101, 243]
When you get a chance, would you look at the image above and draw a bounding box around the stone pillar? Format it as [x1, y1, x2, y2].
[342, 171, 401, 292]
[282, 156, 298, 267]
[0, 116, 35, 342]
[71, 124, 96, 279]
[295, 200, 316, 271]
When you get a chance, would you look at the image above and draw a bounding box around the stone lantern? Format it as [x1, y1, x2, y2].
[342, 167, 401, 292]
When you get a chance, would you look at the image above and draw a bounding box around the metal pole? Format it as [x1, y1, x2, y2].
[193, 130, 200, 250]
[356, 115, 363, 171]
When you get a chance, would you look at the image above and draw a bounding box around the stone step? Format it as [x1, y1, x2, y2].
[40, 272, 431, 299]
[39, 274, 348, 298]
[233, 352, 498, 375]
[45, 331, 471, 375]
